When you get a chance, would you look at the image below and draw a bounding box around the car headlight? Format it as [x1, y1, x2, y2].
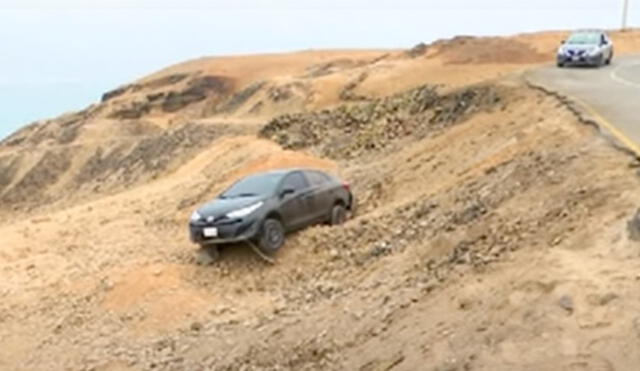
[190, 211, 202, 222]
[587, 47, 600, 56]
[560, 47, 573, 56]
[226, 202, 264, 219]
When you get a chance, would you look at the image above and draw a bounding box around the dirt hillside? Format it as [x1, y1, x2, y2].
[1, 30, 640, 370]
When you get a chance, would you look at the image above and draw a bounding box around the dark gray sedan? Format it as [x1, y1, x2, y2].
[189, 168, 355, 257]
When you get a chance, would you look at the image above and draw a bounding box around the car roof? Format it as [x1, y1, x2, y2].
[254, 168, 332, 177]
[572, 29, 605, 35]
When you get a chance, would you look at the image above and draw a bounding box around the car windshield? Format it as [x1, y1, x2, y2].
[220, 173, 283, 198]
[566, 33, 601, 45]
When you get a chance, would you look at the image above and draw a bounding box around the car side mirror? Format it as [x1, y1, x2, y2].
[560, 40, 566, 45]
[280, 188, 295, 198]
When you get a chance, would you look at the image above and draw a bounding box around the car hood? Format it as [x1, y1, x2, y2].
[562, 44, 598, 52]
[198, 196, 266, 217]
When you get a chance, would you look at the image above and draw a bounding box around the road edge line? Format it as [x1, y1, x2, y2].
[610, 64, 640, 88]
[524, 76, 640, 160]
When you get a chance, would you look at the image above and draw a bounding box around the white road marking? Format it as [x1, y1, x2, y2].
[610, 63, 640, 88]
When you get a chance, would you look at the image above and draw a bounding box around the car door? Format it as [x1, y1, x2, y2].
[278, 171, 313, 230]
[304, 170, 334, 222]
[605, 34, 614, 59]
[601, 33, 612, 59]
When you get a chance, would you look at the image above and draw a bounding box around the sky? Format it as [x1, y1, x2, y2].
[0, 0, 637, 139]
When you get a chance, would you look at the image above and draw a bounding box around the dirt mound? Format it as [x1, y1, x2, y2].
[1, 149, 72, 205]
[102, 73, 190, 102]
[73, 123, 224, 187]
[301, 149, 587, 274]
[213, 81, 267, 114]
[406, 42, 429, 58]
[260, 84, 501, 158]
[0, 155, 19, 194]
[433, 36, 550, 64]
[304, 58, 372, 78]
[108, 75, 235, 120]
[0, 105, 103, 147]
[0, 122, 245, 213]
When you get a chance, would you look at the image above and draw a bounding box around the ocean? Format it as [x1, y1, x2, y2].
[0, 82, 113, 140]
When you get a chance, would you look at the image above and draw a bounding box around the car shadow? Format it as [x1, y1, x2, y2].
[560, 63, 612, 70]
[195, 229, 308, 266]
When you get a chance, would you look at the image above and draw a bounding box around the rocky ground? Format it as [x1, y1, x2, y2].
[1, 32, 640, 371]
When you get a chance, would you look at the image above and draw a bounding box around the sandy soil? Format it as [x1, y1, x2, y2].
[1, 30, 640, 370]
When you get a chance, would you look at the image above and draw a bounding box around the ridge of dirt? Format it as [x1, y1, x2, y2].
[431, 36, 550, 64]
[0, 122, 247, 216]
[260, 84, 501, 159]
[0, 104, 104, 148]
[101, 73, 191, 103]
[107, 75, 235, 120]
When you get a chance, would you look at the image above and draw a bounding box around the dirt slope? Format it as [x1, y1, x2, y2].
[1, 30, 639, 216]
[1, 30, 640, 371]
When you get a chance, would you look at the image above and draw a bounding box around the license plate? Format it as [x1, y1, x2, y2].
[203, 227, 218, 238]
[572, 56, 580, 61]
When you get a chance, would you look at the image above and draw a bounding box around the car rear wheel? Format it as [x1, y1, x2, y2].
[330, 204, 347, 226]
[258, 218, 285, 254]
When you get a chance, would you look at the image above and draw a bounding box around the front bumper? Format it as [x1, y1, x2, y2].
[558, 53, 602, 66]
[189, 218, 260, 246]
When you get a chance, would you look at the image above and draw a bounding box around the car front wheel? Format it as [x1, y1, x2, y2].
[594, 55, 605, 68]
[258, 218, 285, 254]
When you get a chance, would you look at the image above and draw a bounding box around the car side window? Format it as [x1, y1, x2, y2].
[306, 171, 330, 187]
[601, 34, 607, 45]
[281, 172, 309, 192]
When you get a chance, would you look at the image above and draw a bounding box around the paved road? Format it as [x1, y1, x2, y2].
[528, 56, 640, 151]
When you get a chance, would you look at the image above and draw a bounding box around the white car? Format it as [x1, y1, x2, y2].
[557, 30, 614, 68]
